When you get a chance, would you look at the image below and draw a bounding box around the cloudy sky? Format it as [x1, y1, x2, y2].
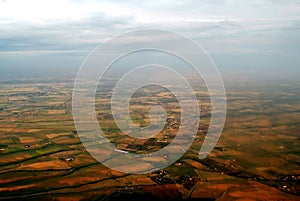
[0, 0, 299, 80]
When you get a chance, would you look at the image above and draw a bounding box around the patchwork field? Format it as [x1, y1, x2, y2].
[0, 79, 299, 200]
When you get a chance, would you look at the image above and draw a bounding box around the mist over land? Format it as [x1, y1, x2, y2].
[0, 1, 300, 200]
[1, 0, 300, 84]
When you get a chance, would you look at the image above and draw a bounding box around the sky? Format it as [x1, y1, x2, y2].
[0, 0, 300, 81]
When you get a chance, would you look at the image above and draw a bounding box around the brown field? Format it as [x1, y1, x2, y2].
[46, 133, 70, 139]
[19, 136, 40, 144]
[47, 109, 66, 115]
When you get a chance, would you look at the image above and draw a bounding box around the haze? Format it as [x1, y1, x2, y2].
[0, 0, 299, 82]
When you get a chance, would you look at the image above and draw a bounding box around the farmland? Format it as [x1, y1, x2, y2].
[0, 79, 299, 200]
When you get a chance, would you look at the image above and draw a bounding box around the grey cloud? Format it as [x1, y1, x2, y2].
[0, 12, 134, 51]
[0, 0, 300, 80]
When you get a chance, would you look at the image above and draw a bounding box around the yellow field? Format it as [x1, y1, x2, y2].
[18, 160, 71, 170]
